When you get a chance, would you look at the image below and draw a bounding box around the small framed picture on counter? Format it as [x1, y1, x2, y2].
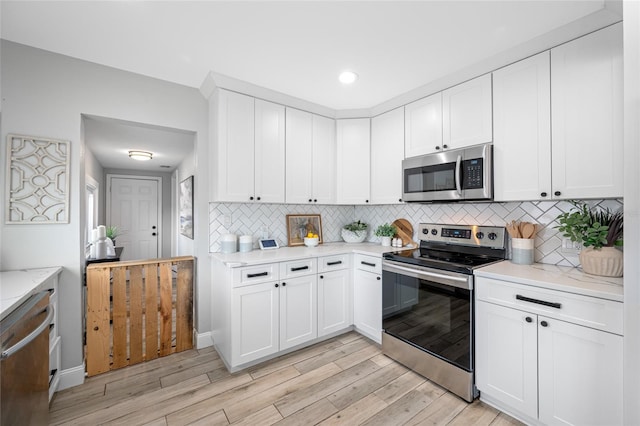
[286, 214, 322, 246]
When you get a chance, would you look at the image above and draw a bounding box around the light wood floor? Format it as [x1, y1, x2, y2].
[50, 332, 523, 426]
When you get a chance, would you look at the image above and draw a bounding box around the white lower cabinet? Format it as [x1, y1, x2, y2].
[318, 254, 352, 337]
[353, 254, 382, 343]
[475, 277, 623, 425]
[279, 274, 317, 350]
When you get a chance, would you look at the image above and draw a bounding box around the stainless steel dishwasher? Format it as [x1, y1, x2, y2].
[1, 290, 53, 425]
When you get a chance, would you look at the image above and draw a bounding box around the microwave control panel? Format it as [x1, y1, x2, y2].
[462, 158, 484, 189]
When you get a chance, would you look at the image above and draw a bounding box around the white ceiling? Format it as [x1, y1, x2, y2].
[0, 1, 621, 170]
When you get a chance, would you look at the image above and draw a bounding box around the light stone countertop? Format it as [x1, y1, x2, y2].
[209, 242, 411, 267]
[0, 267, 63, 320]
[474, 261, 623, 302]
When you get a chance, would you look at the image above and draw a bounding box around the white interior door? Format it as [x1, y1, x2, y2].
[109, 176, 160, 261]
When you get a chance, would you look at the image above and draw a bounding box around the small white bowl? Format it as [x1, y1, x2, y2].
[304, 237, 319, 247]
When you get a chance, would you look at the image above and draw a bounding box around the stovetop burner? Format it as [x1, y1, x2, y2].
[383, 223, 508, 274]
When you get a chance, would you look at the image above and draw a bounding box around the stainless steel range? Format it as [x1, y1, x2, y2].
[382, 223, 507, 402]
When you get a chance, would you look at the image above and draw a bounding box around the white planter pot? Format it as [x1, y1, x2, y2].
[579, 246, 623, 277]
[381, 236, 391, 246]
[342, 229, 367, 243]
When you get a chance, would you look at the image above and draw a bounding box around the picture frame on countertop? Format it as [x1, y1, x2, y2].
[286, 214, 323, 246]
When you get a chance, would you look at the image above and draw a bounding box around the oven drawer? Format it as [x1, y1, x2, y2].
[476, 277, 623, 335]
[354, 254, 381, 274]
[318, 254, 351, 272]
[280, 258, 317, 278]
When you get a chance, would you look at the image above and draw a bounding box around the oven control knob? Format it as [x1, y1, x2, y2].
[422, 228, 429, 235]
[488, 232, 497, 240]
[431, 229, 438, 235]
[475, 232, 484, 239]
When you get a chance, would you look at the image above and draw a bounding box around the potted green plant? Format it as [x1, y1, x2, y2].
[342, 220, 368, 243]
[555, 201, 623, 277]
[106, 226, 119, 246]
[374, 223, 397, 246]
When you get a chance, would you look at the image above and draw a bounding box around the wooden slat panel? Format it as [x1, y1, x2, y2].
[159, 262, 173, 356]
[176, 260, 194, 352]
[112, 267, 128, 369]
[86, 267, 111, 376]
[86, 256, 195, 270]
[145, 264, 159, 361]
[129, 265, 144, 365]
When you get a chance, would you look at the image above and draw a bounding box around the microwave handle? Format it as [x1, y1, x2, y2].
[455, 155, 462, 196]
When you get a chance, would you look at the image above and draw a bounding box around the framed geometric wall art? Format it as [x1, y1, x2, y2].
[5, 134, 70, 224]
[179, 175, 194, 239]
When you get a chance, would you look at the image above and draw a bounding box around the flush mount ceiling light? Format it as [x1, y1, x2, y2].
[128, 150, 153, 161]
[339, 70, 358, 85]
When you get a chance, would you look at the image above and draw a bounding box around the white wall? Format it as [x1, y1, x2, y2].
[0, 41, 210, 379]
[175, 139, 197, 257]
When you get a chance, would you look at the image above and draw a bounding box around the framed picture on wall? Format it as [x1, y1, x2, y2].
[286, 214, 322, 246]
[179, 176, 194, 239]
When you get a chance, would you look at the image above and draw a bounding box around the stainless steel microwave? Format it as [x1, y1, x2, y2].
[402, 143, 493, 202]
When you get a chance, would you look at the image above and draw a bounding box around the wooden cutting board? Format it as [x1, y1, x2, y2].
[392, 219, 414, 247]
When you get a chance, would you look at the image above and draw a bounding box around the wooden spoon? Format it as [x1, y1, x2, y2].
[521, 222, 535, 239]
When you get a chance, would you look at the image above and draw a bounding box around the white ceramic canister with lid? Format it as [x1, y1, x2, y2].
[239, 235, 253, 252]
[220, 233, 238, 253]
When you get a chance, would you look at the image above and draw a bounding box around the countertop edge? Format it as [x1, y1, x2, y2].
[1, 266, 63, 321]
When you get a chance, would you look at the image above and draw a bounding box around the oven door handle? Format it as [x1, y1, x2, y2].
[455, 154, 462, 196]
[382, 261, 471, 290]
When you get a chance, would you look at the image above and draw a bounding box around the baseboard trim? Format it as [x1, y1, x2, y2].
[195, 330, 214, 349]
[58, 363, 85, 391]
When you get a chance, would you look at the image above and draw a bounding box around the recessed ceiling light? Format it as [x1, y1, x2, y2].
[128, 150, 153, 161]
[339, 71, 358, 85]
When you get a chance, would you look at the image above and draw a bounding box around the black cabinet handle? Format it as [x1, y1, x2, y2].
[327, 261, 342, 266]
[249, 196, 254, 201]
[319, 275, 324, 279]
[443, 144, 448, 149]
[49, 323, 55, 330]
[525, 317, 533, 323]
[291, 266, 309, 272]
[152, 225, 157, 229]
[516, 294, 561, 309]
[313, 199, 317, 203]
[399, 198, 402, 202]
[247, 272, 269, 278]
[275, 283, 279, 288]
[152, 232, 157, 236]
[435, 146, 441, 150]
[282, 282, 286, 287]
[308, 199, 312, 202]
[376, 276, 381, 280]
[540, 192, 547, 197]
[540, 320, 549, 327]
[365, 200, 369, 203]
[554, 191, 561, 196]
[361, 261, 376, 267]
[257, 196, 261, 201]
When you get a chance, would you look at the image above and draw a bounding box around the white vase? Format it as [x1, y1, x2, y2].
[381, 236, 391, 246]
[579, 246, 623, 277]
[342, 229, 367, 243]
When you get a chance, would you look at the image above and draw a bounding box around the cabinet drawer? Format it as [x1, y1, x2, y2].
[233, 264, 279, 287]
[354, 254, 382, 274]
[318, 254, 351, 272]
[280, 258, 317, 278]
[476, 277, 623, 335]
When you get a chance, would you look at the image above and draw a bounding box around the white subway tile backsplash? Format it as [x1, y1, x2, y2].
[210, 199, 623, 266]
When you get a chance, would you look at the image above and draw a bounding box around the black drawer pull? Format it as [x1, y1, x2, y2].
[361, 261, 376, 267]
[291, 266, 309, 272]
[327, 261, 343, 266]
[516, 294, 561, 309]
[247, 272, 269, 278]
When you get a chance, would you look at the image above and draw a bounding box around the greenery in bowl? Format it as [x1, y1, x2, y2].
[374, 223, 397, 238]
[106, 226, 119, 240]
[343, 220, 368, 232]
[555, 201, 623, 249]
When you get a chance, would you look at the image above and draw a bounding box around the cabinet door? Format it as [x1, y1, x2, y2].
[404, 92, 443, 157]
[538, 316, 623, 426]
[493, 52, 552, 201]
[336, 118, 371, 204]
[280, 275, 317, 350]
[353, 269, 381, 343]
[475, 301, 538, 419]
[371, 107, 405, 204]
[318, 270, 352, 337]
[442, 74, 493, 149]
[214, 89, 255, 202]
[312, 115, 337, 204]
[231, 282, 279, 365]
[255, 99, 285, 203]
[285, 107, 313, 203]
[551, 23, 623, 199]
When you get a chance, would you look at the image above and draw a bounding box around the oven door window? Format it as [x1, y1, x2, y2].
[404, 162, 457, 193]
[382, 270, 472, 371]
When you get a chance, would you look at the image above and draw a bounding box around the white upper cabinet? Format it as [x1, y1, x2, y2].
[371, 107, 405, 204]
[442, 73, 493, 150]
[255, 99, 286, 203]
[336, 118, 371, 204]
[286, 108, 336, 204]
[404, 92, 442, 157]
[212, 89, 285, 203]
[493, 52, 552, 201]
[551, 23, 623, 199]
